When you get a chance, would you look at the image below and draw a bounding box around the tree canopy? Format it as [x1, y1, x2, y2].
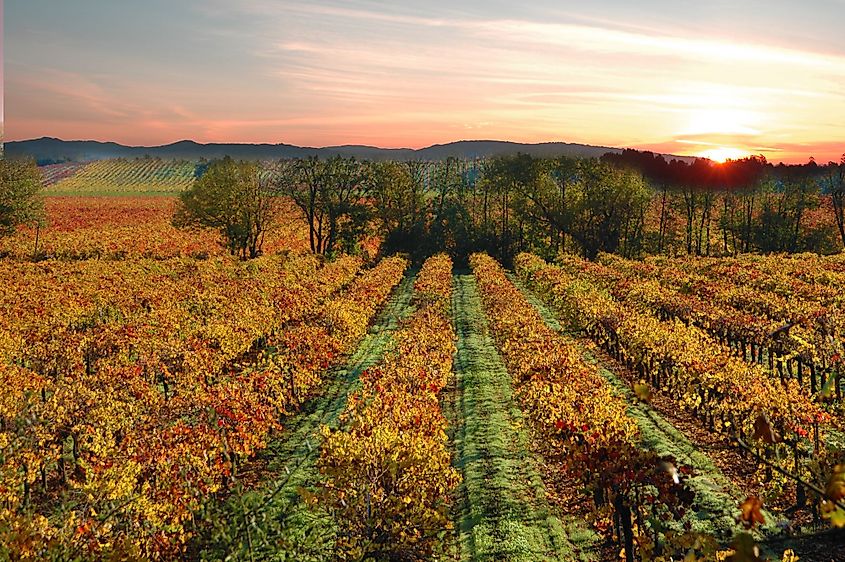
[173, 157, 278, 259]
[167, 149, 845, 263]
[0, 158, 45, 238]
[275, 156, 372, 256]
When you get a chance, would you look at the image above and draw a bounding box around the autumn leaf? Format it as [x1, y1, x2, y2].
[752, 414, 779, 444]
[633, 381, 652, 402]
[739, 496, 765, 529]
[297, 486, 319, 506]
[828, 507, 845, 528]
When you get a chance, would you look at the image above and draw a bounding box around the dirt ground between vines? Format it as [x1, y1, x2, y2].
[582, 341, 845, 561]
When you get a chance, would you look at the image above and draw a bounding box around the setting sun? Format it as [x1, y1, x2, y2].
[697, 146, 751, 163]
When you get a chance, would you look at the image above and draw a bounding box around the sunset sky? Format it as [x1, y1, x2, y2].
[5, 0, 845, 163]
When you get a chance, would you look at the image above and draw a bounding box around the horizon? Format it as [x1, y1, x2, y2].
[13, 135, 623, 151]
[9, 136, 838, 166]
[5, 1, 845, 165]
[7, 135, 840, 166]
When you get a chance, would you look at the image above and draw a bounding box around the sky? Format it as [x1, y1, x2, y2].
[4, 0, 845, 163]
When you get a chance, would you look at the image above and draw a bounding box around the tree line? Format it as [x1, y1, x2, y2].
[2, 152, 843, 263]
[173, 154, 652, 263]
[603, 149, 845, 257]
[172, 151, 844, 264]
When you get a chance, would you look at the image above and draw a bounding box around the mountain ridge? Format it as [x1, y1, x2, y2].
[4, 137, 696, 164]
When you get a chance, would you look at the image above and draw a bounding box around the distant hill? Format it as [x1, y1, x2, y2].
[5, 137, 693, 164]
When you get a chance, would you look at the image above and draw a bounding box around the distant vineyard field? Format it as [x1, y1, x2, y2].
[47, 158, 199, 193]
[39, 162, 90, 186]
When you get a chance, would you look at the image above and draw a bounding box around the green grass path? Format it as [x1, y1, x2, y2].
[198, 272, 418, 561]
[448, 273, 599, 562]
[509, 273, 784, 544]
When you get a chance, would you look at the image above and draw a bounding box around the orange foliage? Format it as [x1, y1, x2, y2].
[0, 196, 310, 260]
[0, 250, 408, 558]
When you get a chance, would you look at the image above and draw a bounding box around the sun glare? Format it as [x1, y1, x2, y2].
[685, 107, 759, 136]
[697, 146, 750, 163]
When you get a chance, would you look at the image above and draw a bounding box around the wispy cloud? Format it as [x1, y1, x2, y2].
[5, 0, 845, 162]
[476, 19, 845, 69]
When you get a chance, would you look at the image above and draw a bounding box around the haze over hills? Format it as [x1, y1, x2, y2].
[5, 137, 697, 164]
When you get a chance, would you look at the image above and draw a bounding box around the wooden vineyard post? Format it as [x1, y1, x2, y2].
[614, 493, 635, 562]
[797, 359, 804, 387]
[810, 362, 817, 394]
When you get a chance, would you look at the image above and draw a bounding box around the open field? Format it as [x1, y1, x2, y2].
[1, 191, 844, 561]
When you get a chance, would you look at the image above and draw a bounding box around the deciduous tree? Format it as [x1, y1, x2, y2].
[173, 157, 277, 259]
[277, 156, 373, 256]
[0, 158, 45, 238]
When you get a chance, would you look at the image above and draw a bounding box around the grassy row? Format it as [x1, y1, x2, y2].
[471, 253, 698, 561]
[450, 271, 596, 561]
[195, 271, 421, 561]
[510, 274, 783, 541]
[318, 254, 460, 560]
[0, 256, 407, 560]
